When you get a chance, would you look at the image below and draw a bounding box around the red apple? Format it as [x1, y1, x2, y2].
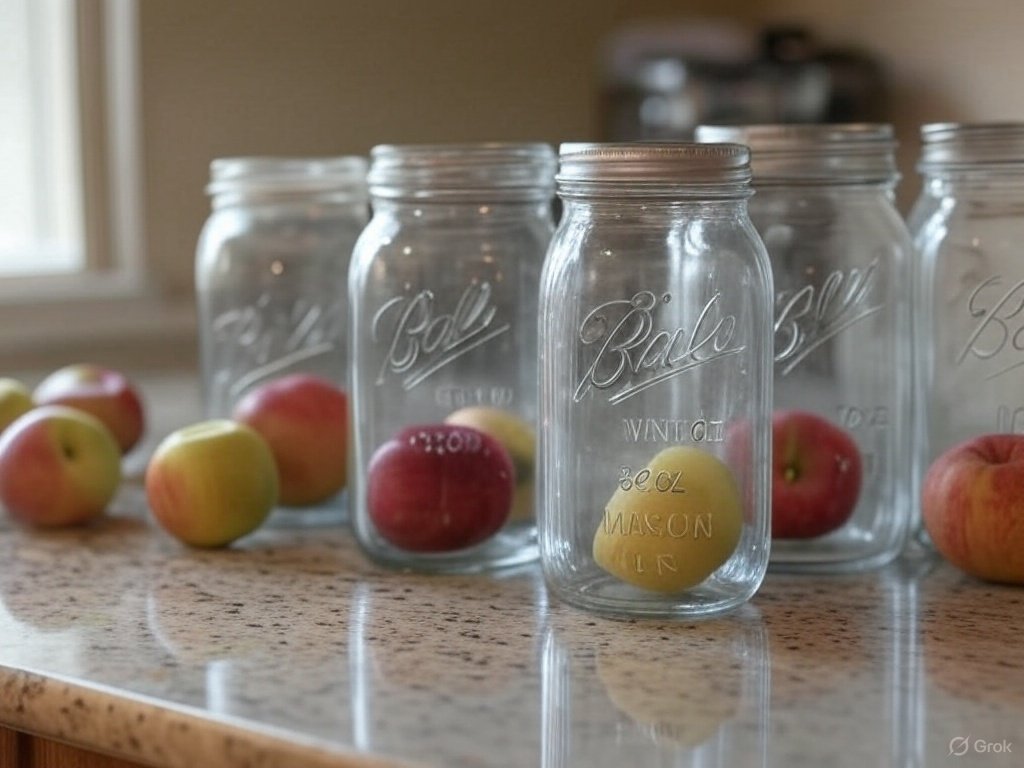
[34, 364, 145, 454]
[232, 374, 348, 507]
[367, 424, 514, 552]
[772, 410, 862, 539]
[145, 420, 279, 548]
[0, 405, 121, 527]
[922, 434, 1024, 584]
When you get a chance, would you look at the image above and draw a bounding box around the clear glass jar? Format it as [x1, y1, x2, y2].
[195, 156, 368, 523]
[910, 123, 1024, 544]
[349, 143, 556, 572]
[697, 124, 913, 572]
[538, 143, 773, 618]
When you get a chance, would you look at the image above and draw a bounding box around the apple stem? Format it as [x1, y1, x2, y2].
[784, 465, 798, 483]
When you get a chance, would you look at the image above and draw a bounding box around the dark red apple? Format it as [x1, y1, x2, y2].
[922, 434, 1024, 584]
[772, 410, 862, 539]
[367, 424, 514, 552]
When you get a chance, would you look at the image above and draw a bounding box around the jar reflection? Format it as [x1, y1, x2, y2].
[541, 610, 769, 767]
[349, 575, 548, 766]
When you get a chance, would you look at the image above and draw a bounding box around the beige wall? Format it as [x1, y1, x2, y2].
[138, 0, 744, 302]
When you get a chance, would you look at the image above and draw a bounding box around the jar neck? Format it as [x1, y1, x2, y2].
[561, 197, 750, 219]
[210, 190, 367, 211]
[920, 170, 1024, 197]
[371, 196, 553, 221]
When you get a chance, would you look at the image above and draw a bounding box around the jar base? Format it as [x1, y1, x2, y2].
[768, 524, 906, 574]
[359, 525, 538, 574]
[543, 570, 761, 620]
[264, 490, 347, 529]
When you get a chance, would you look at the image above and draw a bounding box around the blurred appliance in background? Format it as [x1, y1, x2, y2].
[601, 20, 886, 140]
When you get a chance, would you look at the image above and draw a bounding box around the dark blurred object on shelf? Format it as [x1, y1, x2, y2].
[600, 20, 886, 140]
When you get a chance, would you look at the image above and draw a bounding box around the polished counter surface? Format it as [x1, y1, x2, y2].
[0, 378, 1022, 767]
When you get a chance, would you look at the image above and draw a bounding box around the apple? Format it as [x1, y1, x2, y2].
[0, 405, 121, 527]
[444, 406, 535, 521]
[145, 420, 279, 548]
[593, 446, 743, 593]
[367, 423, 514, 552]
[34, 364, 145, 454]
[232, 374, 348, 507]
[922, 434, 1024, 584]
[0, 378, 34, 434]
[771, 410, 862, 539]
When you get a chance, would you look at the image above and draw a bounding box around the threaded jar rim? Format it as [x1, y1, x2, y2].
[695, 124, 898, 185]
[206, 156, 368, 200]
[367, 143, 556, 201]
[919, 122, 1024, 173]
[556, 142, 752, 199]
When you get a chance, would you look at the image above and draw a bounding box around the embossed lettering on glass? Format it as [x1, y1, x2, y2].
[538, 143, 773, 618]
[349, 143, 556, 572]
[697, 124, 913, 572]
[910, 123, 1024, 546]
[195, 156, 369, 525]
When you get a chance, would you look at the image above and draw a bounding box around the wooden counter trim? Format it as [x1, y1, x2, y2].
[0, 665, 409, 768]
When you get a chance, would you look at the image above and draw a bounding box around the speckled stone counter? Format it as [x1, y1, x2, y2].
[1, 376, 1022, 767]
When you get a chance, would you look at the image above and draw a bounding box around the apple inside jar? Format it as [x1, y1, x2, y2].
[366, 423, 515, 552]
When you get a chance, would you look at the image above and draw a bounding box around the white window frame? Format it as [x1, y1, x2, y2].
[0, 0, 194, 358]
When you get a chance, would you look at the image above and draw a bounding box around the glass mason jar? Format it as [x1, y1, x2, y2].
[195, 156, 368, 523]
[349, 143, 556, 572]
[538, 143, 773, 618]
[697, 124, 913, 572]
[910, 123, 1024, 544]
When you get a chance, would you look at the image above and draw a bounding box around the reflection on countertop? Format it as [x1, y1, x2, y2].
[0, 374, 1022, 767]
[1, 505, 1022, 767]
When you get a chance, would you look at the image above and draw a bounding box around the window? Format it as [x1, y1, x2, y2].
[0, 0, 84, 276]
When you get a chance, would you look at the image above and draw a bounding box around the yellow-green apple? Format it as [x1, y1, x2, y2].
[145, 420, 278, 548]
[367, 424, 514, 552]
[593, 446, 743, 593]
[444, 406, 535, 521]
[922, 434, 1024, 584]
[0, 378, 34, 434]
[771, 410, 862, 539]
[231, 374, 347, 507]
[0, 405, 121, 527]
[34, 364, 145, 453]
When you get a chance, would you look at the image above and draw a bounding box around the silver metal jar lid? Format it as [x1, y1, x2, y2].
[367, 143, 556, 200]
[206, 156, 368, 198]
[918, 122, 1024, 172]
[694, 124, 898, 184]
[556, 142, 752, 197]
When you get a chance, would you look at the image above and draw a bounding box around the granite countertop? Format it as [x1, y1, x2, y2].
[1, 375, 1022, 767]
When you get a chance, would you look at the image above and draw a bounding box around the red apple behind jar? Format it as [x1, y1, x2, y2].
[922, 434, 1024, 584]
[367, 423, 514, 552]
[232, 374, 349, 507]
[33, 364, 145, 454]
[771, 410, 862, 539]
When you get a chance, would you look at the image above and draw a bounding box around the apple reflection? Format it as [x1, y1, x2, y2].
[541, 608, 769, 768]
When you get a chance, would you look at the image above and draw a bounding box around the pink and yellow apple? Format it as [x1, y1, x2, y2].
[145, 420, 278, 548]
[0, 405, 121, 527]
[232, 374, 348, 507]
[771, 410, 862, 539]
[444, 406, 535, 521]
[922, 434, 1024, 584]
[367, 423, 514, 552]
[34, 364, 145, 454]
[0, 378, 34, 434]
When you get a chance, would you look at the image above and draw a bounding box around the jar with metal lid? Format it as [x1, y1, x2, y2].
[696, 124, 912, 572]
[538, 143, 772, 618]
[910, 123, 1024, 545]
[348, 143, 556, 572]
[195, 156, 368, 523]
